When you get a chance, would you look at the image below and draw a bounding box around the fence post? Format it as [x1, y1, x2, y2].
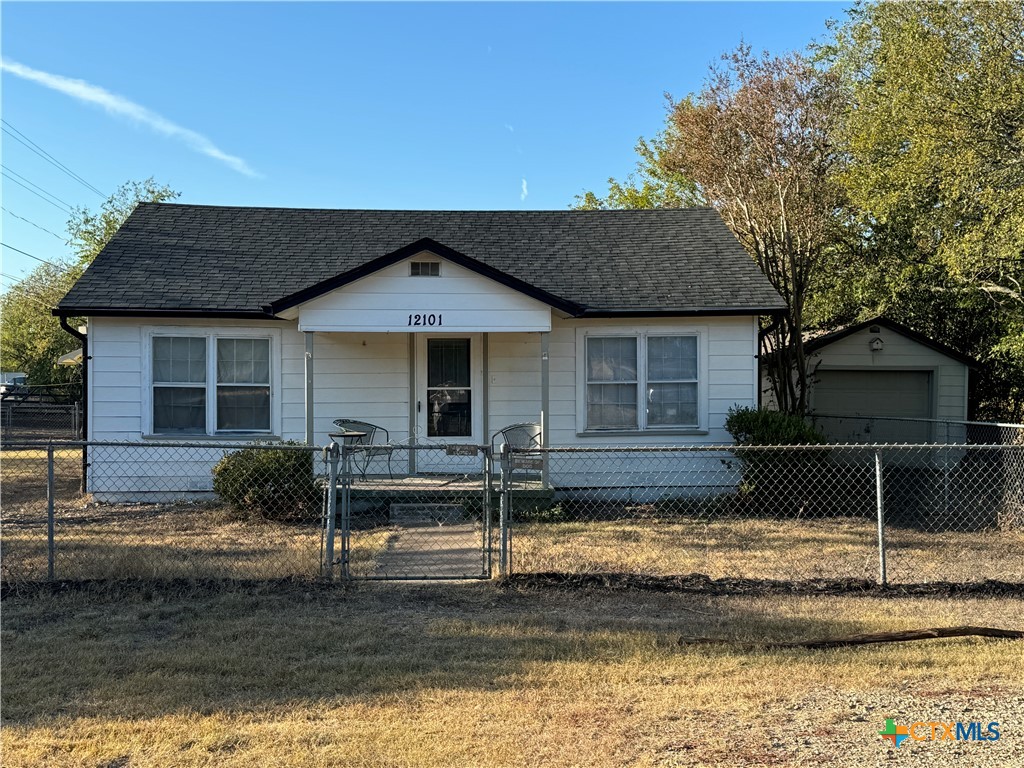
[339, 441, 353, 580]
[875, 449, 887, 586]
[323, 441, 340, 580]
[499, 442, 511, 577]
[47, 441, 55, 580]
[483, 446, 493, 577]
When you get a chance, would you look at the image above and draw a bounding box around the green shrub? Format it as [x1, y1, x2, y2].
[725, 406, 825, 445]
[212, 443, 319, 522]
[723, 407, 829, 518]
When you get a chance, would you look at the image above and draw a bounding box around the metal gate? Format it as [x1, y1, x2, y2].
[322, 442, 497, 580]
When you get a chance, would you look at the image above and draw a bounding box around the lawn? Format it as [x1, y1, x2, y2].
[1, 583, 1021, 767]
[511, 518, 1024, 583]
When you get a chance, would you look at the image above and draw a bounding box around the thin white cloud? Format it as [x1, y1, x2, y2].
[520, 178, 528, 202]
[1, 58, 259, 178]
[504, 123, 515, 133]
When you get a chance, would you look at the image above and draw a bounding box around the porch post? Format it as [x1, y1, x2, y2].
[408, 333, 416, 474]
[304, 331, 315, 445]
[482, 333, 490, 446]
[540, 331, 550, 489]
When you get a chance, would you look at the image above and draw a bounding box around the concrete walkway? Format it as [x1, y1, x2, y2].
[372, 523, 486, 579]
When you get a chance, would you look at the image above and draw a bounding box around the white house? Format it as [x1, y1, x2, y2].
[56, 204, 785, 496]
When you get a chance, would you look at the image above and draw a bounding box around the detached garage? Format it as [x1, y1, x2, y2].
[801, 317, 976, 443]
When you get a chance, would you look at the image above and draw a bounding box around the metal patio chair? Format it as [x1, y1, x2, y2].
[330, 419, 394, 479]
[491, 422, 542, 453]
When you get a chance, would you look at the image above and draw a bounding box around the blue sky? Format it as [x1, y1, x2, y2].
[1, 1, 845, 284]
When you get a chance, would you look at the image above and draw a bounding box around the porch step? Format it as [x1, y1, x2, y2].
[390, 503, 470, 525]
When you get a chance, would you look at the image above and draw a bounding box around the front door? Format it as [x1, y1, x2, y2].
[415, 335, 483, 470]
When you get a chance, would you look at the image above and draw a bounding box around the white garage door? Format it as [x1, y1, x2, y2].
[812, 370, 932, 443]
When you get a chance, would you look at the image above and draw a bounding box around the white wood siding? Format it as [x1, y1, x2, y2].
[296, 254, 552, 332]
[86, 313, 759, 498]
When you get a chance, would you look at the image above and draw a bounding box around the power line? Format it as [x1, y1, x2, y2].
[0, 275, 56, 310]
[1, 165, 75, 209]
[1, 120, 105, 198]
[0, 206, 66, 241]
[1, 172, 73, 214]
[0, 241, 63, 267]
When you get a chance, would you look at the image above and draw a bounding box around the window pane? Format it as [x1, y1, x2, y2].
[217, 386, 271, 431]
[217, 338, 270, 384]
[427, 339, 470, 387]
[648, 336, 697, 381]
[427, 389, 471, 437]
[647, 383, 698, 426]
[587, 383, 638, 429]
[154, 337, 206, 383]
[587, 337, 637, 382]
[153, 387, 206, 433]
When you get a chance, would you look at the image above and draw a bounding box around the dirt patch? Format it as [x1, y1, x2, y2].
[502, 571, 1024, 598]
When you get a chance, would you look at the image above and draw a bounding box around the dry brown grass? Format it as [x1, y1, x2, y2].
[513, 518, 1024, 583]
[2, 583, 1022, 767]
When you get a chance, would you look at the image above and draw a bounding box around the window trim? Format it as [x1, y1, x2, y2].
[142, 326, 282, 438]
[576, 326, 708, 434]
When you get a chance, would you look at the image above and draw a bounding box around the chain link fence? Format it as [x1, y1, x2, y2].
[1, 441, 328, 583]
[3, 437, 1022, 587]
[501, 444, 1024, 584]
[0, 402, 82, 442]
[331, 442, 494, 580]
[807, 414, 1024, 446]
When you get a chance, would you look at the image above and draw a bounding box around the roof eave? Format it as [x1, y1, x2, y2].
[53, 307, 282, 320]
[577, 306, 787, 318]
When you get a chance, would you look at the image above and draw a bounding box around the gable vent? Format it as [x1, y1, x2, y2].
[410, 261, 440, 277]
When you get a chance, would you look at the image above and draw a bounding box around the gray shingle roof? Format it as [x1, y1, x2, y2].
[56, 204, 785, 316]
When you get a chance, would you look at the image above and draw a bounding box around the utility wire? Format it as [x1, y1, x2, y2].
[1, 165, 74, 209]
[0, 206, 66, 241]
[0, 276, 56, 309]
[1, 172, 73, 214]
[0, 241, 63, 267]
[1, 120, 105, 198]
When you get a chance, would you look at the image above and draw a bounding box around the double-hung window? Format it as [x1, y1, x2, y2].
[151, 333, 273, 435]
[584, 333, 699, 431]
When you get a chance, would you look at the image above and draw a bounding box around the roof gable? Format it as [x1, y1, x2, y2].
[805, 316, 979, 368]
[271, 237, 581, 316]
[289, 249, 555, 332]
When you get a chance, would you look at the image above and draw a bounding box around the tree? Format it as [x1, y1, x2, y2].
[574, 133, 704, 210]
[67, 178, 178, 266]
[662, 46, 847, 414]
[0, 179, 178, 386]
[826, 0, 1024, 303]
[824, 1, 1024, 419]
[576, 48, 847, 414]
[0, 261, 85, 387]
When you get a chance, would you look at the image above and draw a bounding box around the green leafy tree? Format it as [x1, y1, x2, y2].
[67, 178, 178, 266]
[823, 1, 1024, 419]
[0, 179, 178, 386]
[574, 132, 704, 210]
[0, 261, 85, 387]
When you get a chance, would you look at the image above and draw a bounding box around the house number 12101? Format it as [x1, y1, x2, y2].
[408, 313, 442, 326]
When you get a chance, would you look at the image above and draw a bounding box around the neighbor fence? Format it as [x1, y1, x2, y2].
[0, 401, 83, 442]
[2, 439, 1022, 586]
[807, 414, 1024, 447]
